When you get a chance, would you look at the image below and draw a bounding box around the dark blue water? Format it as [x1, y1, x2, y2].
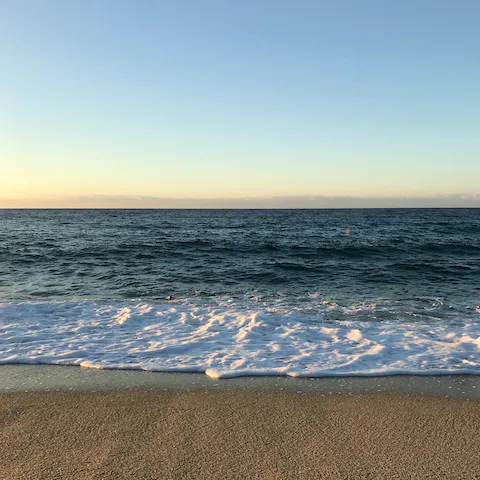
[1, 208, 479, 305]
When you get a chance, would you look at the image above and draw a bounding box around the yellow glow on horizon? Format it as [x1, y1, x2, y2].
[3, 145, 480, 205]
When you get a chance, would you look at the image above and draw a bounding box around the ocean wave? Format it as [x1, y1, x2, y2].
[6, 241, 479, 264]
[1, 209, 479, 307]
[1, 299, 479, 378]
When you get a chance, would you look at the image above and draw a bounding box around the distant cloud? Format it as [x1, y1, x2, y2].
[1, 194, 480, 209]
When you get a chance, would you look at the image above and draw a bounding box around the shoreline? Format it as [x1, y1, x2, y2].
[1, 364, 479, 399]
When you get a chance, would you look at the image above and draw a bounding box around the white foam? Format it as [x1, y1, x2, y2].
[0, 300, 479, 378]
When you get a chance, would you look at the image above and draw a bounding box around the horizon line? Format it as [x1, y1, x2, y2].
[2, 206, 480, 211]
[1, 194, 480, 209]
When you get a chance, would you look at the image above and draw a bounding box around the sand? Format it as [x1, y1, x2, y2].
[1, 389, 479, 480]
[2, 365, 480, 398]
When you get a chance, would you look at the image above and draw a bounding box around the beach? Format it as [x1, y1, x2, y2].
[1, 368, 479, 479]
[1, 209, 480, 478]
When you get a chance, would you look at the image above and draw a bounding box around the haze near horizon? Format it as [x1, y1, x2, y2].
[2, 0, 479, 208]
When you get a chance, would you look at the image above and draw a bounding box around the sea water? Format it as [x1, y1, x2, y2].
[1, 209, 479, 378]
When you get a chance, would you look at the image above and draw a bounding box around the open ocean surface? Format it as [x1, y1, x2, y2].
[1, 209, 479, 378]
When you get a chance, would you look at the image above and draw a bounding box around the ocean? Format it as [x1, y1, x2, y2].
[1, 208, 479, 378]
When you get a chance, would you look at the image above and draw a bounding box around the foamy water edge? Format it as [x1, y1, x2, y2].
[1, 300, 479, 379]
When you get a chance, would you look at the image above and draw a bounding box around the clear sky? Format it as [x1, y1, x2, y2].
[2, 0, 479, 207]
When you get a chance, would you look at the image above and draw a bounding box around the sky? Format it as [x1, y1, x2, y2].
[1, 0, 479, 207]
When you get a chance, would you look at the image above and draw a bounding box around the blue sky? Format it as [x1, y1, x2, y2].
[2, 0, 479, 207]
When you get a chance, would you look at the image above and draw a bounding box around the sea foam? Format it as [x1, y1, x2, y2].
[1, 300, 479, 378]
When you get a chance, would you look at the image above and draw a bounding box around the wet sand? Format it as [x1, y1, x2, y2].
[2, 365, 480, 399]
[1, 388, 479, 479]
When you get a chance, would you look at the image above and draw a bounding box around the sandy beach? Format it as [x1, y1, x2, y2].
[1, 385, 480, 479]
